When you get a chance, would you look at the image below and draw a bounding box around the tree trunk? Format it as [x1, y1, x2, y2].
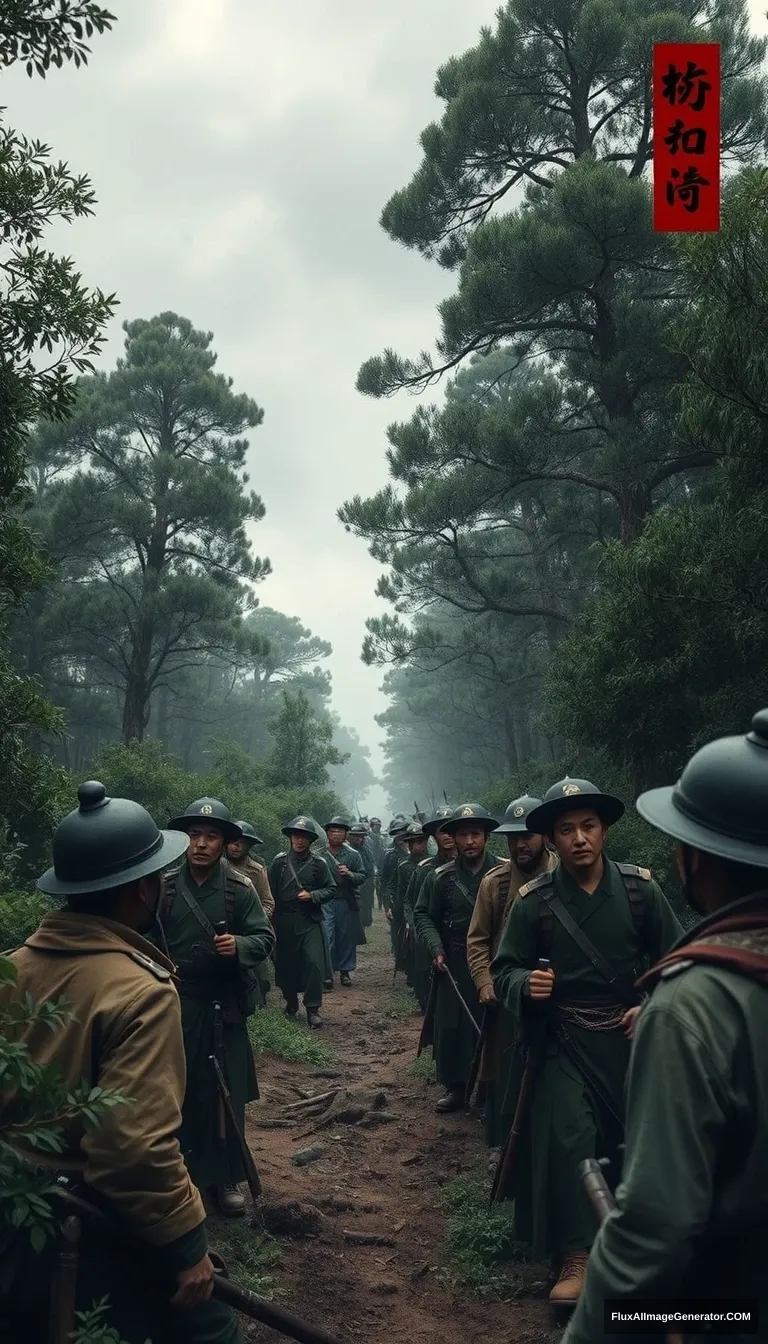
[502, 706, 519, 775]
[121, 616, 154, 743]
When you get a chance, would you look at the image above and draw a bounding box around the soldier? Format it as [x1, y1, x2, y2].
[0, 781, 240, 1343]
[403, 805, 456, 1012]
[393, 822, 430, 987]
[415, 804, 499, 1113]
[492, 778, 682, 1307]
[226, 820, 274, 1007]
[368, 818, 386, 905]
[380, 817, 410, 960]
[162, 799, 275, 1219]
[267, 816, 334, 1027]
[318, 816, 367, 987]
[348, 822, 376, 928]
[565, 710, 768, 1344]
[467, 796, 557, 1148]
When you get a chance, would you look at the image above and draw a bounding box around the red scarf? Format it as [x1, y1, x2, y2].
[638, 909, 768, 993]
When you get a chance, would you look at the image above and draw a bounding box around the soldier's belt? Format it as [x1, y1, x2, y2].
[555, 998, 625, 1031]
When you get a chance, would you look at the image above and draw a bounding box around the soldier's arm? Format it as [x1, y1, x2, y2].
[467, 874, 495, 992]
[380, 855, 396, 911]
[564, 977, 733, 1344]
[345, 849, 366, 888]
[82, 978, 207, 1267]
[402, 868, 422, 928]
[645, 877, 685, 960]
[232, 881, 275, 969]
[491, 895, 539, 1020]
[254, 865, 275, 918]
[413, 870, 444, 959]
[309, 857, 335, 905]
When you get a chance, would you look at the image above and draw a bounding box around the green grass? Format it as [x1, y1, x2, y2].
[379, 986, 421, 1018]
[248, 1006, 336, 1067]
[207, 1216, 281, 1299]
[406, 1052, 437, 1081]
[360, 917, 390, 954]
[439, 1165, 546, 1298]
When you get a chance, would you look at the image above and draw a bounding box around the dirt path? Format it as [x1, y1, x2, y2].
[243, 910, 554, 1344]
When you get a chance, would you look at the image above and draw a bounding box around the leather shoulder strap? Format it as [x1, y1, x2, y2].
[616, 862, 650, 936]
[540, 889, 638, 1008]
[127, 949, 173, 982]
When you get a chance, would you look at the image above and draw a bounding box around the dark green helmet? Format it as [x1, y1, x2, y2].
[233, 820, 263, 847]
[526, 779, 624, 835]
[637, 708, 768, 867]
[388, 816, 409, 835]
[37, 781, 189, 897]
[167, 797, 242, 845]
[369, 817, 381, 824]
[423, 805, 455, 836]
[404, 821, 426, 841]
[349, 824, 368, 838]
[442, 803, 499, 834]
[494, 795, 543, 834]
[325, 815, 352, 831]
[282, 814, 319, 840]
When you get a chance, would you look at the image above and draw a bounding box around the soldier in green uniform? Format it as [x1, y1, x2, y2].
[349, 823, 376, 928]
[380, 817, 409, 961]
[162, 800, 275, 1219]
[368, 818, 386, 906]
[403, 806, 456, 1012]
[317, 816, 367, 986]
[226, 820, 274, 1006]
[491, 779, 682, 1306]
[415, 803, 499, 1113]
[393, 822, 430, 987]
[0, 781, 240, 1343]
[565, 709, 768, 1344]
[467, 796, 557, 1148]
[267, 816, 334, 1028]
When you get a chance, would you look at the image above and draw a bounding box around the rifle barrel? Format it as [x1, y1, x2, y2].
[442, 964, 482, 1038]
[213, 1274, 343, 1344]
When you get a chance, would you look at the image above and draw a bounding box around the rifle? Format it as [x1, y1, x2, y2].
[212, 998, 227, 1145]
[491, 957, 551, 1204]
[465, 1006, 491, 1107]
[209, 1053, 263, 1201]
[49, 1213, 81, 1344]
[441, 962, 482, 1039]
[417, 969, 438, 1056]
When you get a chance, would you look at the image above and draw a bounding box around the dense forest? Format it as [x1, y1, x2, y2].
[340, 0, 768, 843]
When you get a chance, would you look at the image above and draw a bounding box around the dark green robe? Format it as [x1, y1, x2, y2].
[414, 852, 497, 1089]
[380, 841, 408, 960]
[268, 850, 334, 1010]
[404, 857, 437, 1012]
[161, 860, 274, 1193]
[350, 838, 376, 927]
[492, 857, 682, 1261]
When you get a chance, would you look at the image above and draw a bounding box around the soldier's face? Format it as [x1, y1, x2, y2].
[371, 823, 381, 833]
[454, 825, 487, 861]
[435, 828, 456, 855]
[187, 824, 226, 870]
[326, 826, 346, 847]
[552, 809, 606, 870]
[227, 839, 246, 861]
[508, 831, 545, 872]
[290, 833, 311, 855]
[407, 836, 429, 858]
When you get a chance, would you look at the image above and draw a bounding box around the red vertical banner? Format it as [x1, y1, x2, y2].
[653, 42, 720, 232]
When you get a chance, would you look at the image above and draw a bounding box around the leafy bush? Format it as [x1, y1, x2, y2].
[439, 1166, 545, 1297]
[0, 890, 55, 951]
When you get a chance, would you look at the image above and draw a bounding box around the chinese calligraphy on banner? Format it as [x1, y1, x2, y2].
[653, 43, 720, 232]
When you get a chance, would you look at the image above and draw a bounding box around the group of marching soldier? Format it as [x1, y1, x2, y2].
[4, 706, 768, 1342]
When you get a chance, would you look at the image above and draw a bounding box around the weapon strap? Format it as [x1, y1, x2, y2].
[164, 869, 240, 936]
[177, 870, 218, 938]
[539, 891, 638, 1008]
[451, 869, 476, 914]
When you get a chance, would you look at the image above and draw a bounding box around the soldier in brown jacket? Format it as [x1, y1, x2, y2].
[226, 821, 275, 918]
[467, 795, 556, 1147]
[0, 780, 239, 1344]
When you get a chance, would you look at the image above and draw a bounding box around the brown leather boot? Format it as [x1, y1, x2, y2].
[549, 1250, 588, 1305]
[218, 1185, 245, 1217]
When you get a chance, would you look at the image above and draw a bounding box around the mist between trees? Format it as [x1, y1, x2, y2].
[337, 0, 768, 895]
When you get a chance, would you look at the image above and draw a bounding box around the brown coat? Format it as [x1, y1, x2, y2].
[467, 850, 557, 1081]
[1, 913, 205, 1249]
[228, 855, 275, 918]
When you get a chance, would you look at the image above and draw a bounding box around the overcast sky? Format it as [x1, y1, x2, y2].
[7, 1, 768, 816]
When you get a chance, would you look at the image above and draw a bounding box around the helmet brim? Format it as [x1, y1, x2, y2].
[441, 818, 499, 836]
[636, 786, 768, 868]
[494, 820, 535, 834]
[167, 816, 242, 845]
[526, 794, 625, 835]
[37, 828, 190, 897]
[282, 826, 318, 840]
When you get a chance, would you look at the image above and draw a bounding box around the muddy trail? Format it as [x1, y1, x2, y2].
[240, 911, 556, 1344]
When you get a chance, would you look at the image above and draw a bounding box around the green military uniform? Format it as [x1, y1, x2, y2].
[403, 855, 436, 1011]
[318, 822, 367, 977]
[268, 826, 334, 1014]
[380, 818, 409, 963]
[565, 709, 768, 1344]
[393, 845, 421, 987]
[227, 821, 275, 1007]
[161, 858, 274, 1195]
[349, 826, 376, 928]
[415, 808, 499, 1096]
[491, 780, 681, 1271]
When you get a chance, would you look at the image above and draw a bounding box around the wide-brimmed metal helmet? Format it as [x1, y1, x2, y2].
[404, 822, 426, 841]
[388, 817, 409, 836]
[349, 824, 368, 837]
[234, 820, 263, 848]
[37, 781, 189, 897]
[423, 805, 454, 836]
[325, 815, 352, 831]
[637, 708, 768, 867]
[494, 795, 543, 835]
[282, 815, 320, 840]
[526, 779, 624, 835]
[167, 797, 242, 845]
[442, 803, 499, 835]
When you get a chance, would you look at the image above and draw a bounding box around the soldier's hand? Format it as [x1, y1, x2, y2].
[337, 864, 351, 876]
[171, 1252, 215, 1307]
[297, 889, 312, 902]
[213, 933, 237, 958]
[434, 952, 446, 970]
[479, 984, 497, 1006]
[621, 1005, 642, 1038]
[528, 968, 555, 1000]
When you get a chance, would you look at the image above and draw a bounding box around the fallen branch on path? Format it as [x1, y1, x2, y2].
[341, 1231, 396, 1247]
